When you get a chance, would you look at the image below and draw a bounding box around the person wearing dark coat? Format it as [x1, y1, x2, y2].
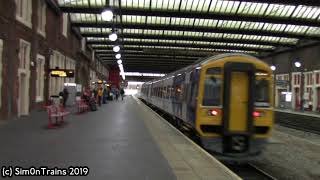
[120, 88, 125, 101]
[62, 88, 69, 107]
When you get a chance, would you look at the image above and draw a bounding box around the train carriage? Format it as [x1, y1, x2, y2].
[140, 53, 274, 159]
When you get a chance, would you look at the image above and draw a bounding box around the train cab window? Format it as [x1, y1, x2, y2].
[255, 79, 270, 107]
[203, 76, 222, 106]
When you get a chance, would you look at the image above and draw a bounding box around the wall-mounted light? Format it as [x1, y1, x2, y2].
[101, 9, 113, 21]
[109, 33, 117, 41]
[115, 53, 121, 59]
[113, 45, 120, 52]
[270, 65, 276, 71]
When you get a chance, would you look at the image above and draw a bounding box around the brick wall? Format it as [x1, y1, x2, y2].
[0, 0, 94, 120]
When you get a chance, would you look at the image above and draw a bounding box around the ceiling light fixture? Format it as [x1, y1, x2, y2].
[115, 53, 121, 59]
[109, 33, 117, 41]
[101, 9, 113, 21]
[117, 59, 122, 64]
[113, 45, 120, 52]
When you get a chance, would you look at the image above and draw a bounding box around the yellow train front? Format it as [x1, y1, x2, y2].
[140, 53, 274, 159]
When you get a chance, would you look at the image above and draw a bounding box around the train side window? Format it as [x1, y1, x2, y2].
[206, 67, 221, 75]
[255, 79, 270, 107]
[175, 84, 182, 101]
[202, 76, 222, 106]
[163, 86, 167, 99]
[169, 86, 174, 99]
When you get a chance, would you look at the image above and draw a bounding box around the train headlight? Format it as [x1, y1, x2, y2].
[208, 109, 220, 116]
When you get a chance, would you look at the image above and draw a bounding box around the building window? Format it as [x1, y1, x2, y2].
[37, 0, 46, 36]
[15, 0, 32, 28]
[0, 39, 3, 108]
[36, 55, 45, 102]
[62, 13, 68, 37]
[49, 51, 66, 96]
[19, 40, 31, 70]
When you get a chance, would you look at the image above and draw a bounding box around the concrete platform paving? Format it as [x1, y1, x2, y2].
[0, 96, 239, 180]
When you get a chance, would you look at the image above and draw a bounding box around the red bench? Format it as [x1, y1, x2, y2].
[76, 99, 89, 113]
[46, 105, 70, 129]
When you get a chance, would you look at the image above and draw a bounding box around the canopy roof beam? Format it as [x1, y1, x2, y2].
[87, 41, 271, 52]
[72, 22, 320, 40]
[83, 33, 295, 47]
[60, 8, 320, 27]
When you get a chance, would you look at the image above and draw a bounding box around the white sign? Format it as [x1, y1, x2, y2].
[76, 84, 82, 92]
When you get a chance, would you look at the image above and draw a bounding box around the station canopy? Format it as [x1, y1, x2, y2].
[58, 0, 320, 73]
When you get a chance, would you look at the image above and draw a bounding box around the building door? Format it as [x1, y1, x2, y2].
[17, 39, 30, 117]
[0, 39, 3, 109]
[36, 54, 45, 102]
[18, 73, 28, 116]
[294, 88, 300, 110]
[317, 87, 320, 111]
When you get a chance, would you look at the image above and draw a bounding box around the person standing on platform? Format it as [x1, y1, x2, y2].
[115, 88, 119, 100]
[97, 87, 103, 106]
[120, 88, 125, 101]
[62, 88, 69, 107]
[103, 87, 108, 104]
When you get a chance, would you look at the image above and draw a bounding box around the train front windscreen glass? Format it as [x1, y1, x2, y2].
[255, 79, 270, 107]
[203, 77, 222, 106]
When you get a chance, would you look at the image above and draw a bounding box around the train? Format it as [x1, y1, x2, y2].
[139, 53, 274, 160]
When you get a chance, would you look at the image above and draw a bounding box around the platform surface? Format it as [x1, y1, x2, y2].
[0, 96, 239, 180]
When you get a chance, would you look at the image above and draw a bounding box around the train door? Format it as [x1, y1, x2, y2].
[229, 72, 249, 132]
[222, 62, 255, 153]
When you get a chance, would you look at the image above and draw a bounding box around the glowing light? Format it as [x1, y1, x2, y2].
[253, 111, 260, 117]
[294, 61, 301, 68]
[101, 10, 113, 21]
[109, 33, 117, 41]
[115, 53, 121, 59]
[208, 109, 219, 116]
[113, 45, 120, 52]
[117, 59, 122, 64]
[50, 70, 67, 77]
[270, 65, 276, 71]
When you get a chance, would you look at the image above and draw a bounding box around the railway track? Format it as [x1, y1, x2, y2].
[141, 99, 277, 180]
[277, 121, 320, 135]
[225, 163, 277, 180]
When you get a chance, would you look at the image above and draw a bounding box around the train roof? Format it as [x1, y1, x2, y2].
[143, 53, 265, 85]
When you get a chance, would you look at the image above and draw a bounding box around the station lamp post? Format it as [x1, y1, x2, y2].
[294, 60, 304, 111]
[270, 64, 276, 107]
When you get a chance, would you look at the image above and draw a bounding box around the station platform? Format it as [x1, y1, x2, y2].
[0, 96, 239, 180]
[275, 108, 320, 118]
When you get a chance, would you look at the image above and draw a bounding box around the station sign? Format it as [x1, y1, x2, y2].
[276, 80, 289, 87]
[50, 69, 75, 78]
